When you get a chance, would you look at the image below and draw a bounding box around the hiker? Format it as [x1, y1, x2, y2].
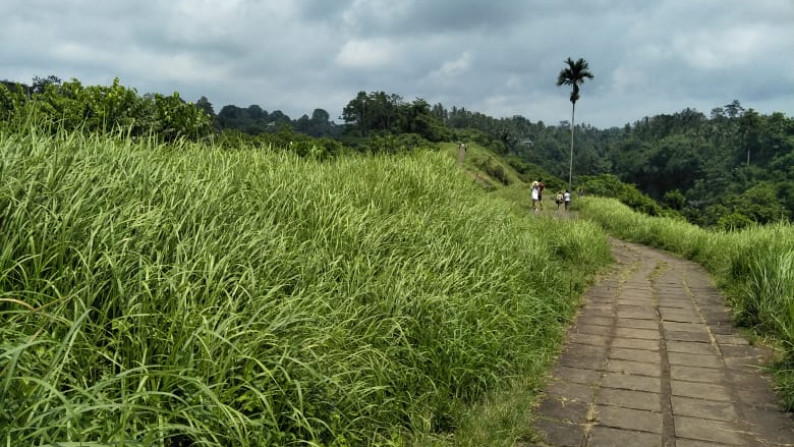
[537, 179, 545, 210]
[555, 191, 564, 210]
[530, 180, 540, 211]
[564, 189, 572, 211]
[457, 142, 466, 165]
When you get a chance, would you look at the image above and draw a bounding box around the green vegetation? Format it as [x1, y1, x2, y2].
[1, 77, 211, 141]
[579, 196, 794, 407]
[0, 124, 610, 446]
[578, 174, 671, 217]
[3, 73, 792, 444]
[6, 77, 792, 228]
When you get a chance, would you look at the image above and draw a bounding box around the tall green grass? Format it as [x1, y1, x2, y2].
[0, 128, 610, 446]
[579, 197, 794, 406]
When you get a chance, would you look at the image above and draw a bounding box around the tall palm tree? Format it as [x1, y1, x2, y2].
[556, 57, 594, 191]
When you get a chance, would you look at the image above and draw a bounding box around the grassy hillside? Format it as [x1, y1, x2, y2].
[0, 129, 611, 446]
[439, 143, 565, 190]
[579, 197, 794, 407]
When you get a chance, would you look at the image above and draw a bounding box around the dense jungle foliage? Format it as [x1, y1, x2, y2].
[2, 77, 792, 227]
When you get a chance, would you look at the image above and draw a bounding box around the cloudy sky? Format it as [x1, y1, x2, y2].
[3, 0, 793, 128]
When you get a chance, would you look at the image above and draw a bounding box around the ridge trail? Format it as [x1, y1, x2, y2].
[526, 238, 794, 447]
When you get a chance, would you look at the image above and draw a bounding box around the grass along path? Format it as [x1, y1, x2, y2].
[0, 129, 611, 446]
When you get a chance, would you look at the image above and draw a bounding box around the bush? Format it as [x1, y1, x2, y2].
[0, 77, 212, 141]
[579, 174, 667, 216]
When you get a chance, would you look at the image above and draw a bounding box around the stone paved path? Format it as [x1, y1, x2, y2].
[527, 238, 794, 447]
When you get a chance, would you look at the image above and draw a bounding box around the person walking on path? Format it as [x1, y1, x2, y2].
[555, 191, 564, 210]
[531, 181, 540, 211]
[564, 189, 571, 211]
[537, 179, 545, 210]
[456, 142, 467, 165]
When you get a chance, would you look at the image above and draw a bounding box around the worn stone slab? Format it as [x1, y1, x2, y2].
[587, 304, 616, 314]
[559, 354, 605, 371]
[552, 366, 601, 385]
[731, 371, 773, 390]
[601, 373, 661, 393]
[588, 289, 617, 299]
[587, 426, 661, 447]
[546, 381, 597, 403]
[617, 308, 658, 320]
[655, 285, 688, 293]
[660, 309, 702, 324]
[535, 395, 590, 423]
[735, 387, 782, 411]
[616, 318, 659, 330]
[665, 331, 711, 343]
[569, 333, 609, 347]
[609, 347, 662, 364]
[723, 357, 763, 375]
[674, 416, 746, 445]
[597, 388, 661, 411]
[666, 341, 718, 355]
[715, 334, 750, 346]
[741, 408, 794, 444]
[670, 380, 732, 402]
[701, 308, 735, 331]
[618, 298, 654, 307]
[709, 324, 738, 335]
[531, 418, 585, 447]
[563, 342, 607, 357]
[586, 316, 615, 327]
[671, 396, 739, 421]
[668, 352, 723, 369]
[657, 293, 691, 302]
[574, 324, 613, 337]
[670, 365, 728, 383]
[588, 295, 616, 304]
[611, 337, 660, 351]
[675, 440, 735, 447]
[579, 308, 615, 320]
[606, 359, 662, 377]
[615, 327, 661, 340]
[719, 344, 759, 358]
[595, 405, 663, 433]
[662, 322, 709, 333]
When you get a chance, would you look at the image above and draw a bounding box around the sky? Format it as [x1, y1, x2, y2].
[3, 0, 793, 129]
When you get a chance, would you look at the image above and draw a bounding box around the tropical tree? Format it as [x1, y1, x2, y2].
[556, 57, 594, 190]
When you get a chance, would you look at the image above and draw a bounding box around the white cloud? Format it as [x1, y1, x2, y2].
[675, 26, 770, 70]
[428, 52, 472, 80]
[610, 66, 647, 96]
[335, 39, 401, 69]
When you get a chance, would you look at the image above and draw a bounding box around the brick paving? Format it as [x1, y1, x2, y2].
[525, 239, 794, 447]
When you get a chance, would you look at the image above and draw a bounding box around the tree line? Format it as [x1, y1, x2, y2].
[2, 76, 792, 228]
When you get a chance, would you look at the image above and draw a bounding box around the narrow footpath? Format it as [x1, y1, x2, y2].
[527, 238, 794, 447]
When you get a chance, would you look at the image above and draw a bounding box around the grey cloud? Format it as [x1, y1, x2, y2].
[1, 0, 792, 129]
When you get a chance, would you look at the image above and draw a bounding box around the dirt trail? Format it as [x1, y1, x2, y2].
[526, 238, 794, 447]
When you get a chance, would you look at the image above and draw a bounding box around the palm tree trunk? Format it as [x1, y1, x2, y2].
[569, 101, 576, 191]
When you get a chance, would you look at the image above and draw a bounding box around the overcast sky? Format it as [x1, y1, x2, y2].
[3, 0, 793, 129]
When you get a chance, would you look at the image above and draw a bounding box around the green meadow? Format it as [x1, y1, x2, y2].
[0, 128, 611, 446]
